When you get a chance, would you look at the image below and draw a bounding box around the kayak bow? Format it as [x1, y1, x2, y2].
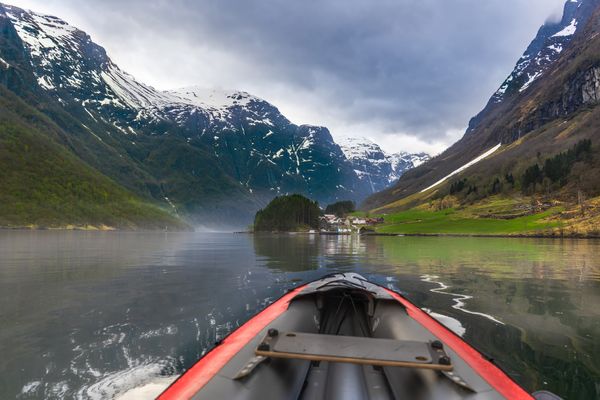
[159, 273, 561, 400]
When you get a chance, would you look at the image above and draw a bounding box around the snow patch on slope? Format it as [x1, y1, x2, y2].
[552, 18, 578, 37]
[420, 143, 501, 193]
[519, 71, 544, 92]
[5, 6, 77, 61]
[166, 87, 259, 110]
[338, 137, 385, 163]
[100, 64, 173, 110]
[0, 56, 9, 69]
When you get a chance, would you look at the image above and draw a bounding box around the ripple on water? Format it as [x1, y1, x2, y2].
[421, 274, 504, 325]
[76, 362, 175, 400]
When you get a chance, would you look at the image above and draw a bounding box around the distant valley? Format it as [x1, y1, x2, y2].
[0, 3, 424, 229]
[338, 137, 429, 194]
[6, 0, 600, 236]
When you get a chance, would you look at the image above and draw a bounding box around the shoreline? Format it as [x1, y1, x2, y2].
[3, 227, 599, 239]
[0, 226, 193, 233]
[364, 232, 600, 239]
[0, 225, 116, 231]
[239, 230, 600, 239]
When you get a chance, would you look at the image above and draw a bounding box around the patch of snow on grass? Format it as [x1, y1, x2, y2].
[519, 70, 543, 92]
[420, 143, 501, 193]
[20, 381, 42, 396]
[81, 124, 103, 142]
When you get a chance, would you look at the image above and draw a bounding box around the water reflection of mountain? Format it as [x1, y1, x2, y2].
[362, 236, 600, 399]
[252, 233, 371, 272]
[253, 233, 321, 271]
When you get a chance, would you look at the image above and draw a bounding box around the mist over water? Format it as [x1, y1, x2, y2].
[0, 231, 598, 399]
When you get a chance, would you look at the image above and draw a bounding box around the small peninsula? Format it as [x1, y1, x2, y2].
[253, 194, 320, 232]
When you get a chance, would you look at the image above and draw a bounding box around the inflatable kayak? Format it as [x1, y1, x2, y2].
[158, 273, 561, 400]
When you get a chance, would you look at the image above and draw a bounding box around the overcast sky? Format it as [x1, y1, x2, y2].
[16, 0, 567, 154]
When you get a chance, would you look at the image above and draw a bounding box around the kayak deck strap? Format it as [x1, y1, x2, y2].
[233, 355, 268, 380]
[255, 331, 453, 371]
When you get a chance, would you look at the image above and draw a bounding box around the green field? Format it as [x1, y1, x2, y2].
[376, 207, 562, 235]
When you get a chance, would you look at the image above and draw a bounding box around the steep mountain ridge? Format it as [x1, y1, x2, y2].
[338, 137, 429, 193]
[1, 3, 420, 226]
[364, 0, 600, 212]
[468, 0, 599, 132]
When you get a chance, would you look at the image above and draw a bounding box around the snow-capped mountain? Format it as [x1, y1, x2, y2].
[0, 3, 386, 223]
[468, 0, 600, 132]
[338, 137, 429, 193]
[491, 0, 595, 103]
[2, 4, 268, 130]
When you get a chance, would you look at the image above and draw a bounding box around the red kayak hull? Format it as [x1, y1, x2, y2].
[159, 285, 308, 399]
[160, 278, 533, 400]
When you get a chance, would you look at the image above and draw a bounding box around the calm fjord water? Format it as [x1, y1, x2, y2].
[0, 231, 599, 399]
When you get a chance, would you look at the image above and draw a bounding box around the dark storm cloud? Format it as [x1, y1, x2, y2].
[18, 0, 566, 152]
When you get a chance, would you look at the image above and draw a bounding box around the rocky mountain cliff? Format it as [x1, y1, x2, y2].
[338, 137, 429, 193]
[364, 0, 600, 212]
[468, 0, 600, 133]
[0, 3, 424, 227]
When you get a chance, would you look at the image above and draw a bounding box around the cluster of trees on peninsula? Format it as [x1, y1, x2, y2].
[253, 196, 361, 232]
[254, 194, 321, 232]
[324, 200, 356, 216]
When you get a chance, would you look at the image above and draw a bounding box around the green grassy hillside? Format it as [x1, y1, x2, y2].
[0, 91, 188, 230]
[372, 192, 600, 237]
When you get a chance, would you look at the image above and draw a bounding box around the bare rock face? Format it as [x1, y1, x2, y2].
[501, 64, 600, 143]
[581, 67, 600, 104]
